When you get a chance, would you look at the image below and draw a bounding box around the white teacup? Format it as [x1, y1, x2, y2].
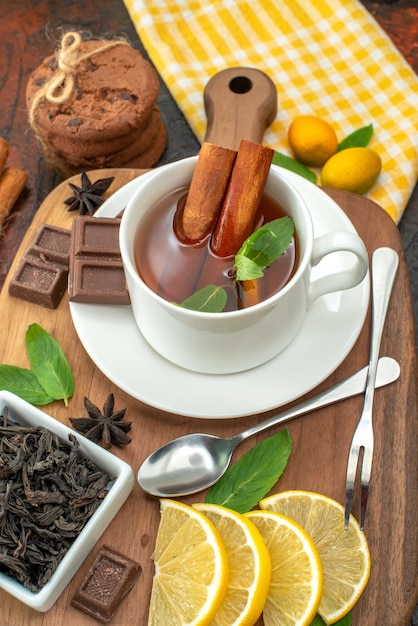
[119, 157, 368, 374]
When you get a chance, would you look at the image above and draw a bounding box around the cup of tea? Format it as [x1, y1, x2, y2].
[119, 156, 368, 374]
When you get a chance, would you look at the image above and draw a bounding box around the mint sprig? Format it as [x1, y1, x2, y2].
[0, 323, 74, 406]
[0, 365, 54, 405]
[25, 324, 74, 406]
[178, 216, 294, 312]
[205, 429, 292, 514]
[235, 217, 294, 281]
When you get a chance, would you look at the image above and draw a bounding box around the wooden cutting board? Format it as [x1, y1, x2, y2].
[0, 169, 416, 626]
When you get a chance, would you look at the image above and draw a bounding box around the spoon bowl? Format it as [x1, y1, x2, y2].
[139, 434, 236, 497]
[138, 356, 400, 497]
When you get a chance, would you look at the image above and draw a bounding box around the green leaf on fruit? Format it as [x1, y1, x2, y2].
[272, 151, 317, 183]
[338, 124, 374, 151]
[205, 429, 292, 513]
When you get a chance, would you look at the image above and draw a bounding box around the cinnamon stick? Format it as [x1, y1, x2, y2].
[240, 279, 262, 309]
[211, 139, 274, 257]
[0, 167, 28, 228]
[0, 138, 9, 173]
[176, 142, 237, 242]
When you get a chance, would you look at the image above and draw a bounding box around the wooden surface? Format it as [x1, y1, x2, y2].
[0, 169, 416, 625]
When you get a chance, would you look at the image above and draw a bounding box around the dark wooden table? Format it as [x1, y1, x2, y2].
[0, 1, 417, 625]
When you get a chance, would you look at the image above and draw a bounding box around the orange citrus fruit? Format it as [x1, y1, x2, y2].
[288, 115, 338, 167]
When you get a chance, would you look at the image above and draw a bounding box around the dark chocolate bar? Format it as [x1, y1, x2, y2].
[68, 216, 130, 305]
[8, 225, 71, 309]
[71, 545, 141, 623]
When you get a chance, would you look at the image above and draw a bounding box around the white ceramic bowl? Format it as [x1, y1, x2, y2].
[0, 390, 134, 612]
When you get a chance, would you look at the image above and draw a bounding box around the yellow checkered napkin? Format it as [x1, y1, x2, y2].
[124, 0, 418, 223]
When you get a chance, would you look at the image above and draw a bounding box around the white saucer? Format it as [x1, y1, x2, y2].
[69, 167, 369, 419]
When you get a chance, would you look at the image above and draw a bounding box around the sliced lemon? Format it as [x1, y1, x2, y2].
[148, 499, 229, 626]
[260, 491, 371, 625]
[245, 510, 323, 626]
[194, 502, 271, 626]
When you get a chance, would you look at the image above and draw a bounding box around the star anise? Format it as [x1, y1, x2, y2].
[64, 172, 114, 215]
[70, 394, 132, 448]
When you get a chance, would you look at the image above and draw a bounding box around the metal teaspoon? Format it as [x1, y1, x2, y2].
[138, 356, 400, 497]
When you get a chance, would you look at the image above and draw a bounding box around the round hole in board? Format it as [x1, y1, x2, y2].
[228, 76, 253, 94]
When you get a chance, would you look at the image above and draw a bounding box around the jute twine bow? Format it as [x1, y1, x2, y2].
[28, 32, 130, 174]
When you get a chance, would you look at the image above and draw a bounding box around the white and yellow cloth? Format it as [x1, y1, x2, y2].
[124, 0, 418, 223]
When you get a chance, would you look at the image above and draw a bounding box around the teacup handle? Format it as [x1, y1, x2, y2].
[307, 232, 369, 305]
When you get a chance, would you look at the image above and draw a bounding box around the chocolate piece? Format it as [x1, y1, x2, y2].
[71, 545, 141, 623]
[72, 216, 121, 257]
[27, 224, 71, 265]
[69, 216, 130, 304]
[8, 256, 68, 309]
[70, 258, 130, 304]
[8, 224, 71, 308]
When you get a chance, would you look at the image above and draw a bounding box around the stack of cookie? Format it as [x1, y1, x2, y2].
[26, 35, 167, 176]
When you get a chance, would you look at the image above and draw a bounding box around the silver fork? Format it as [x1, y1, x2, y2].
[344, 247, 399, 530]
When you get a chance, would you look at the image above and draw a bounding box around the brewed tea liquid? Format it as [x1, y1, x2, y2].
[134, 186, 297, 311]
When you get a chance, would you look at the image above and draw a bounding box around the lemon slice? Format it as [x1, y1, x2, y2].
[148, 499, 229, 626]
[194, 503, 271, 626]
[245, 510, 323, 626]
[260, 491, 371, 625]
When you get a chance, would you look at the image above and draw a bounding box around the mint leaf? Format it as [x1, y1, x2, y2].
[338, 124, 373, 151]
[25, 324, 74, 406]
[272, 152, 317, 183]
[234, 255, 265, 280]
[178, 284, 227, 312]
[0, 365, 54, 405]
[205, 430, 292, 513]
[235, 217, 294, 281]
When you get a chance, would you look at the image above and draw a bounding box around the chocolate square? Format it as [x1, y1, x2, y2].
[27, 224, 71, 266]
[71, 545, 141, 623]
[68, 216, 130, 304]
[8, 224, 71, 309]
[72, 217, 121, 258]
[69, 258, 130, 304]
[8, 257, 68, 309]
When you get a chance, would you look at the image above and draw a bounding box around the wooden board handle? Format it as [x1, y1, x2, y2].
[203, 67, 277, 150]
